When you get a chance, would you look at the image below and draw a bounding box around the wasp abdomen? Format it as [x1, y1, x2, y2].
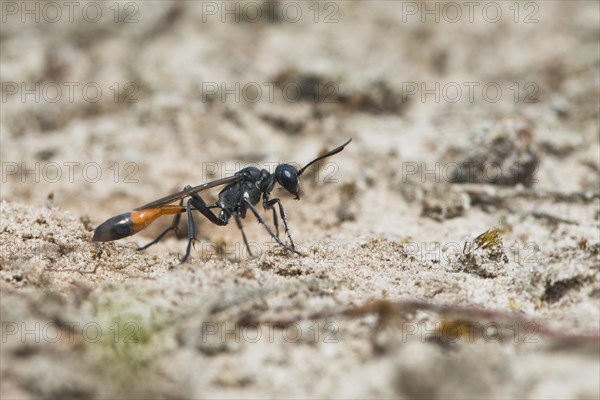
[92, 206, 185, 242]
[92, 212, 134, 242]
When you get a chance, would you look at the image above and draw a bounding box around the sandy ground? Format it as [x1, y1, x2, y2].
[1, 1, 599, 399]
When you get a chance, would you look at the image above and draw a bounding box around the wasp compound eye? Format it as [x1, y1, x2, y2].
[275, 164, 300, 199]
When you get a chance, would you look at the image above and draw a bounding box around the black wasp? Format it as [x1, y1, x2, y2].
[93, 139, 351, 262]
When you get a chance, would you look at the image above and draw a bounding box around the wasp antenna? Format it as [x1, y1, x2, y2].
[298, 138, 352, 176]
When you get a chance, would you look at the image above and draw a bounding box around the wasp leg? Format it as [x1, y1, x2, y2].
[181, 198, 198, 263]
[243, 198, 300, 255]
[271, 207, 280, 238]
[264, 198, 295, 251]
[137, 198, 185, 251]
[188, 192, 228, 226]
[234, 211, 253, 257]
[179, 192, 232, 262]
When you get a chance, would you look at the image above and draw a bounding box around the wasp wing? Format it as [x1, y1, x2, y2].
[134, 175, 241, 210]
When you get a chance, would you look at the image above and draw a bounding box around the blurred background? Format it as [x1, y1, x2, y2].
[2, 1, 597, 215]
